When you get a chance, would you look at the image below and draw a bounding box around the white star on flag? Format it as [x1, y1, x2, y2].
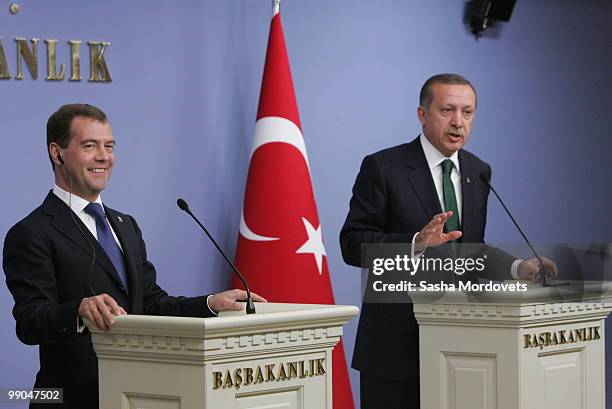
[296, 217, 326, 275]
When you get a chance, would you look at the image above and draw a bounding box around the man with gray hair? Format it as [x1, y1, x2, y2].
[340, 74, 555, 408]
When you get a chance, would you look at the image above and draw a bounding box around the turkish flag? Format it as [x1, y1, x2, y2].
[234, 10, 355, 409]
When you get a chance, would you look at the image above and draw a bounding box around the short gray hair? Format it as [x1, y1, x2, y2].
[419, 73, 477, 109]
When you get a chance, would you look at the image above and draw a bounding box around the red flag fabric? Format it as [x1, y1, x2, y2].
[234, 11, 355, 409]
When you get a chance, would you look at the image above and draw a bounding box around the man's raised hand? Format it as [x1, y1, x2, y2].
[414, 211, 462, 253]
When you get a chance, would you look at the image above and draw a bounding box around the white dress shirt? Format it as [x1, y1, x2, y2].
[52, 185, 123, 251]
[419, 134, 462, 222]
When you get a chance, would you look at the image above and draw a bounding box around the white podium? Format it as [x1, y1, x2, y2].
[413, 281, 612, 409]
[88, 302, 358, 409]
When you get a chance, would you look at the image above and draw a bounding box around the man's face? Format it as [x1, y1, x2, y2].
[418, 83, 476, 157]
[54, 117, 115, 202]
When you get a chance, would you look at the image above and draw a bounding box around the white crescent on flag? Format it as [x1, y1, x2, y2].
[239, 116, 310, 242]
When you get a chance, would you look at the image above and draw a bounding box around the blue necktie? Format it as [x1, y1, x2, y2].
[84, 203, 129, 292]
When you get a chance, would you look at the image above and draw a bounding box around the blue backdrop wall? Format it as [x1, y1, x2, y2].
[1, 1, 610, 407]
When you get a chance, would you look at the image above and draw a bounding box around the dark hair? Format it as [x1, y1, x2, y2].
[46, 103, 108, 170]
[419, 73, 477, 109]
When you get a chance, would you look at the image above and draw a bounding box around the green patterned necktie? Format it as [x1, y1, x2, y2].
[441, 159, 460, 234]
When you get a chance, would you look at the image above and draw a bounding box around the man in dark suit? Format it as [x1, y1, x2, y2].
[340, 74, 555, 408]
[3, 104, 265, 408]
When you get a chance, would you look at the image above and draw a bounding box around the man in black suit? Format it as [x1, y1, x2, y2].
[340, 74, 555, 408]
[3, 104, 265, 408]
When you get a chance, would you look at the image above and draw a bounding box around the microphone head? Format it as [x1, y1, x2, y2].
[479, 172, 491, 184]
[176, 198, 189, 212]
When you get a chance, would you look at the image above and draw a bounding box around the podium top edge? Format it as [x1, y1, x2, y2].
[89, 302, 359, 336]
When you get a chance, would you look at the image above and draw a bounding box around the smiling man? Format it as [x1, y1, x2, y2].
[3, 104, 264, 409]
[51, 114, 116, 202]
[340, 74, 556, 409]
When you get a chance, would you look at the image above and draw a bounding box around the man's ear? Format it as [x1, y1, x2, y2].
[417, 106, 427, 126]
[49, 143, 63, 166]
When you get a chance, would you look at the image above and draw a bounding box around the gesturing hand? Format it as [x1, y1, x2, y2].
[414, 211, 462, 253]
[78, 293, 127, 332]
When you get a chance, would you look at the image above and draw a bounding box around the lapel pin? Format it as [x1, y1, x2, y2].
[117, 216, 123, 223]
[466, 177, 471, 184]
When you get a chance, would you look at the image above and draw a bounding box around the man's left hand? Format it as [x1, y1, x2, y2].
[209, 289, 267, 313]
[517, 257, 558, 283]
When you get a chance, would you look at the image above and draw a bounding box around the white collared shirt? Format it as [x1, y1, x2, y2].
[52, 185, 123, 251]
[419, 133, 462, 222]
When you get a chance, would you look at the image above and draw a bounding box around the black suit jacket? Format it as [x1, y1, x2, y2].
[3, 192, 214, 388]
[340, 137, 514, 382]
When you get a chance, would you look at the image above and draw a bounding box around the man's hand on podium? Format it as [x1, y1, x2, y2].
[517, 257, 558, 283]
[79, 293, 127, 332]
[208, 289, 267, 314]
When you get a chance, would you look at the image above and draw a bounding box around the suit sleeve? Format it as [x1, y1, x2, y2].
[340, 155, 414, 267]
[3, 223, 82, 345]
[129, 217, 215, 318]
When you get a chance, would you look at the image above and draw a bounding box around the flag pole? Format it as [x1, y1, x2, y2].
[273, 0, 280, 15]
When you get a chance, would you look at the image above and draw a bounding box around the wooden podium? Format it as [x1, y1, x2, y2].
[88, 302, 358, 409]
[413, 281, 612, 409]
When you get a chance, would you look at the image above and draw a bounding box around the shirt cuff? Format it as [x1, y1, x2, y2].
[511, 259, 522, 280]
[206, 295, 218, 316]
[411, 232, 425, 259]
[77, 315, 86, 333]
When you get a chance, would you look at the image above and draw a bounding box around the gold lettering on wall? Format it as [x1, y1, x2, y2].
[45, 39, 65, 81]
[0, 37, 110, 83]
[68, 40, 82, 81]
[0, 38, 10, 79]
[15, 37, 39, 80]
[88, 41, 111, 82]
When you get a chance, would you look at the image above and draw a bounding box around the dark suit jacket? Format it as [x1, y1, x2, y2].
[340, 137, 514, 382]
[3, 192, 214, 389]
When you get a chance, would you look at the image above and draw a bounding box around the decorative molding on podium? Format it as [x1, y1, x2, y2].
[414, 301, 612, 328]
[413, 282, 612, 328]
[92, 303, 357, 364]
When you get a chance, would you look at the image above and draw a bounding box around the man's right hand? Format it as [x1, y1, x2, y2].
[78, 294, 127, 332]
[414, 211, 462, 253]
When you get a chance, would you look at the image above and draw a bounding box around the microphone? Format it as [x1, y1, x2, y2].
[479, 173, 551, 287]
[176, 198, 256, 314]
